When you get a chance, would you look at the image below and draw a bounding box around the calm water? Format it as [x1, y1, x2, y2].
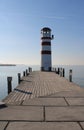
[0, 65, 84, 100]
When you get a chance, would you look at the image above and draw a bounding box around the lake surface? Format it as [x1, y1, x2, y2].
[0, 65, 84, 100]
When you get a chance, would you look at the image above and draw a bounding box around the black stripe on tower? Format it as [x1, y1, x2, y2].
[41, 42, 51, 46]
[41, 51, 51, 54]
[41, 37, 51, 40]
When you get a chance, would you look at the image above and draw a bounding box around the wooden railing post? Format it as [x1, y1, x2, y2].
[23, 71, 25, 77]
[60, 68, 62, 77]
[63, 68, 65, 77]
[7, 77, 12, 94]
[18, 73, 21, 84]
[69, 69, 72, 82]
[58, 68, 60, 75]
[29, 67, 32, 73]
[26, 69, 28, 76]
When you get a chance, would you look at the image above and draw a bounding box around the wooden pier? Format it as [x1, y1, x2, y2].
[0, 71, 84, 130]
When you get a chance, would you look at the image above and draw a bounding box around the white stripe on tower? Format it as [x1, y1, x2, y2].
[41, 27, 54, 71]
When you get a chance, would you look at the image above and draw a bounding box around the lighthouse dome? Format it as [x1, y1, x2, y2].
[41, 27, 52, 38]
[41, 27, 51, 31]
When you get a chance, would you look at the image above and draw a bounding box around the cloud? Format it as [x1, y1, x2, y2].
[0, 11, 65, 20]
[42, 16, 64, 19]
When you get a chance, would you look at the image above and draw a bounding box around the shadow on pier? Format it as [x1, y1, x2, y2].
[14, 88, 32, 95]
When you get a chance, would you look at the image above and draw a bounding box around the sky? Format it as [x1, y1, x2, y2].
[0, 0, 84, 65]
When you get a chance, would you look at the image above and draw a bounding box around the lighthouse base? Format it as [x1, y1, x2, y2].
[41, 67, 52, 71]
[41, 54, 52, 71]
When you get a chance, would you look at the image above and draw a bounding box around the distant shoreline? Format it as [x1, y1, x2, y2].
[0, 64, 16, 66]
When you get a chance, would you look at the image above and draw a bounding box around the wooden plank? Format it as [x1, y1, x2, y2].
[0, 121, 8, 130]
[3, 71, 82, 105]
[6, 122, 81, 130]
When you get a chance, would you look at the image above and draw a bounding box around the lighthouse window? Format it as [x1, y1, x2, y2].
[43, 31, 47, 34]
[41, 31, 43, 34]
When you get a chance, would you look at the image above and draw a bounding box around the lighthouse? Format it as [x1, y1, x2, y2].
[41, 27, 54, 71]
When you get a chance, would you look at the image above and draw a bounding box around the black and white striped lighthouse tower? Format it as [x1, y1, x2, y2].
[41, 27, 54, 71]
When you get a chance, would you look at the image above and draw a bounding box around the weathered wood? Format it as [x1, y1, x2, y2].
[60, 68, 63, 77]
[23, 71, 25, 76]
[1, 71, 84, 130]
[7, 77, 12, 94]
[69, 69, 72, 82]
[4, 71, 81, 105]
[26, 69, 28, 76]
[63, 68, 65, 77]
[18, 73, 21, 84]
[29, 67, 32, 72]
[58, 68, 60, 74]
[0, 122, 8, 130]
